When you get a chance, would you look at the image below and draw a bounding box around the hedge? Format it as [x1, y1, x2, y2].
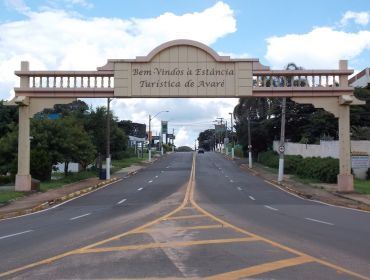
[258, 150, 339, 183]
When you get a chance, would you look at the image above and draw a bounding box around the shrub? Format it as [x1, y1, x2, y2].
[234, 145, 244, 158]
[258, 151, 279, 169]
[284, 155, 303, 174]
[258, 151, 339, 183]
[0, 175, 11, 185]
[296, 157, 339, 183]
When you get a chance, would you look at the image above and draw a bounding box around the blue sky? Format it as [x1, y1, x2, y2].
[0, 0, 369, 146]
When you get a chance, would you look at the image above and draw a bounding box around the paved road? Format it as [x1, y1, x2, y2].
[0, 152, 193, 276]
[0, 152, 369, 279]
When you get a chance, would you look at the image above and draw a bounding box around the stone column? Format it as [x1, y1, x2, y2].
[337, 60, 354, 192]
[337, 103, 353, 192]
[15, 104, 32, 191]
[15, 61, 32, 191]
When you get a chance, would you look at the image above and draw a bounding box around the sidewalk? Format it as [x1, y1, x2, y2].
[0, 155, 161, 219]
[228, 155, 370, 211]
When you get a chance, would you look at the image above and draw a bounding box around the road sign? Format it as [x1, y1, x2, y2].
[278, 145, 285, 153]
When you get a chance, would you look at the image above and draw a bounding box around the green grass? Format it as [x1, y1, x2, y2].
[0, 191, 25, 204]
[111, 155, 148, 172]
[40, 170, 97, 192]
[354, 179, 370, 194]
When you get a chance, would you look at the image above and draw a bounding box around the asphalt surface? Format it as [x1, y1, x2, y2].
[0, 152, 192, 277]
[0, 152, 369, 279]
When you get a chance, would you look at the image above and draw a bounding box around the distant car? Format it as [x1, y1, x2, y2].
[198, 148, 204, 154]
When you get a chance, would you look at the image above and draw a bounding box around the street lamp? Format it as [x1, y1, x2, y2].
[148, 110, 169, 161]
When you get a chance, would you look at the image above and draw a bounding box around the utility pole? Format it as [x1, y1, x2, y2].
[148, 114, 152, 161]
[106, 98, 111, 180]
[229, 112, 234, 158]
[172, 128, 175, 152]
[278, 97, 287, 182]
[247, 111, 252, 168]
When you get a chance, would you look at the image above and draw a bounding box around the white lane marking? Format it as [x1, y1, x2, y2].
[225, 175, 229, 178]
[0, 178, 123, 223]
[237, 187, 242, 191]
[230, 179, 234, 183]
[249, 195, 255, 201]
[264, 205, 278, 211]
[161, 171, 164, 173]
[166, 166, 170, 168]
[155, 175, 159, 178]
[305, 218, 334, 226]
[137, 187, 143, 191]
[148, 180, 153, 183]
[70, 213, 91, 220]
[0, 230, 33, 240]
[117, 198, 127, 205]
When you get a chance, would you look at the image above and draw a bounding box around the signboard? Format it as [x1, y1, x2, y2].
[152, 136, 160, 141]
[167, 133, 175, 140]
[161, 121, 168, 134]
[112, 41, 254, 98]
[215, 124, 226, 133]
[351, 155, 369, 169]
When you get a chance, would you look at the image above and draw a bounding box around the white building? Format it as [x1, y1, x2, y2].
[349, 68, 370, 88]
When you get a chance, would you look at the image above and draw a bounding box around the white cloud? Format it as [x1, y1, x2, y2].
[218, 51, 250, 58]
[265, 27, 370, 69]
[0, 1, 236, 98]
[0, 1, 237, 146]
[340, 11, 369, 26]
[64, 0, 94, 9]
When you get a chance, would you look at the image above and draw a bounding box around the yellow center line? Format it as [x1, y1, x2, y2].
[1, 153, 369, 280]
[134, 224, 227, 233]
[163, 214, 207, 220]
[189, 154, 370, 280]
[206, 256, 314, 280]
[77, 237, 259, 254]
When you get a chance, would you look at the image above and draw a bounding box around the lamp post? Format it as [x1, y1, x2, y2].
[148, 110, 169, 161]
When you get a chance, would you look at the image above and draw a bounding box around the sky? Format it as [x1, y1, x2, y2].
[0, 0, 370, 147]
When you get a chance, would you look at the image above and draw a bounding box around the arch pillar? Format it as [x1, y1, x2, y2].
[292, 95, 364, 192]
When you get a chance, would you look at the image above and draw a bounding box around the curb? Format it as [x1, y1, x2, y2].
[236, 160, 370, 212]
[0, 177, 120, 220]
